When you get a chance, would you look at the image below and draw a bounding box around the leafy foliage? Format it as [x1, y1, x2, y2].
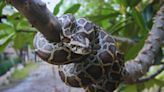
[0, 58, 21, 76]
[64, 4, 81, 14]
[13, 32, 35, 49]
[0, 4, 35, 52]
[53, 0, 63, 15]
[53, 0, 81, 15]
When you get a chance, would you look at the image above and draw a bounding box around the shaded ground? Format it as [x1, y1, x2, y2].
[0, 62, 84, 92]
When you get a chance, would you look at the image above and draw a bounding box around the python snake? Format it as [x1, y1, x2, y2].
[33, 14, 124, 92]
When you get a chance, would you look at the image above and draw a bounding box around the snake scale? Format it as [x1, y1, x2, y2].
[33, 14, 124, 92]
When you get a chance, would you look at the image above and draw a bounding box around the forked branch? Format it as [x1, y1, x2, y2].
[124, 5, 164, 83]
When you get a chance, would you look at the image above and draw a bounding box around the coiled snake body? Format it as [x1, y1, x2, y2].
[34, 14, 124, 92]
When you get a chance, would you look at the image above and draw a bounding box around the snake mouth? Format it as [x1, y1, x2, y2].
[62, 37, 91, 55]
[69, 45, 91, 55]
[71, 47, 91, 55]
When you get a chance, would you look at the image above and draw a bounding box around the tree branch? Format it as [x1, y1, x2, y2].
[6, 0, 61, 42]
[123, 5, 164, 83]
[134, 65, 164, 83]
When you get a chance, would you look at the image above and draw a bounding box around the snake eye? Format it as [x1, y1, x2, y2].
[71, 45, 76, 48]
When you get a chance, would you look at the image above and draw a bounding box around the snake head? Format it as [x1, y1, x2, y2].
[63, 33, 92, 55]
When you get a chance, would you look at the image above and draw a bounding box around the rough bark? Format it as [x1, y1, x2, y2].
[124, 5, 164, 83]
[6, 0, 164, 85]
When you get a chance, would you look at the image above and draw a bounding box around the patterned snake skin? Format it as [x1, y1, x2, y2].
[33, 14, 124, 92]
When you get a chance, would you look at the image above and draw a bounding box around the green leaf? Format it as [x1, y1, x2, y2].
[0, 32, 15, 45]
[144, 79, 164, 89]
[110, 18, 132, 34]
[125, 36, 146, 60]
[87, 13, 119, 23]
[16, 19, 30, 29]
[126, 0, 141, 7]
[0, 32, 15, 52]
[132, 8, 148, 36]
[142, 4, 153, 24]
[0, 1, 5, 16]
[0, 28, 15, 37]
[124, 85, 137, 92]
[136, 83, 145, 92]
[144, 80, 155, 89]
[13, 32, 35, 49]
[7, 13, 23, 29]
[53, 0, 63, 15]
[64, 4, 81, 14]
[0, 23, 12, 30]
[156, 72, 164, 81]
[153, 79, 164, 87]
[0, 39, 11, 52]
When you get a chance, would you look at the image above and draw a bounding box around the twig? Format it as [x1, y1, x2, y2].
[134, 65, 164, 83]
[124, 5, 164, 83]
[152, 62, 164, 65]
